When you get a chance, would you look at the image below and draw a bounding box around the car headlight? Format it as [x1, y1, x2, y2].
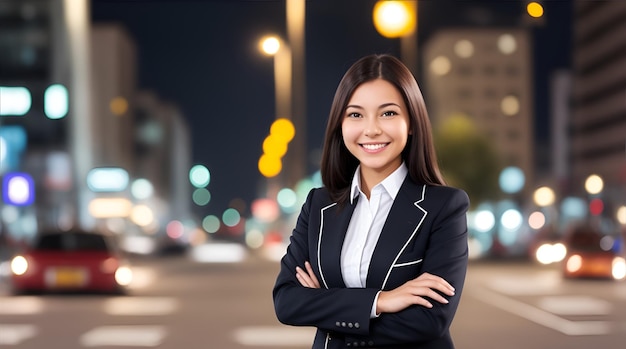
[10, 255, 29, 276]
[612, 257, 626, 280]
[115, 266, 133, 286]
[566, 254, 583, 273]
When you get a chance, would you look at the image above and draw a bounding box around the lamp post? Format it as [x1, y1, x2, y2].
[259, 36, 292, 121]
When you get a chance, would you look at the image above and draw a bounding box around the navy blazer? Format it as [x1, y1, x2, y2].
[273, 177, 470, 349]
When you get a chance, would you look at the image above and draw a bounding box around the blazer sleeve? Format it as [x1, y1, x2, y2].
[345, 187, 470, 346]
[273, 189, 380, 336]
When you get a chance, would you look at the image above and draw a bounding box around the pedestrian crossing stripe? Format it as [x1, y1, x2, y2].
[80, 326, 167, 347]
[0, 324, 37, 345]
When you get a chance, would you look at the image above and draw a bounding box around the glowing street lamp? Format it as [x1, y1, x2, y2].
[259, 35, 292, 120]
[372, 0, 418, 74]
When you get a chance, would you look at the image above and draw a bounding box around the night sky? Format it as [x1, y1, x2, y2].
[90, 0, 572, 218]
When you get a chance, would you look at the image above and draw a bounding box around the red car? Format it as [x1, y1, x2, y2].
[562, 225, 626, 280]
[10, 230, 133, 294]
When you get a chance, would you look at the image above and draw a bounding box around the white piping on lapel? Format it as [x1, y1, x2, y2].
[394, 259, 423, 267]
[318, 202, 337, 290]
[381, 185, 428, 290]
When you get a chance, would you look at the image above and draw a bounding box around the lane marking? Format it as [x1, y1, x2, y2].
[486, 270, 561, 296]
[471, 288, 612, 336]
[0, 297, 43, 315]
[233, 326, 315, 346]
[0, 324, 37, 345]
[103, 297, 178, 316]
[538, 296, 611, 316]
[80, 326, 166, 347]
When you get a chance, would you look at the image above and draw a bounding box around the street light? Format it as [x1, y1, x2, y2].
[259, 35, 292, 120]
[372, 0, 418, 74]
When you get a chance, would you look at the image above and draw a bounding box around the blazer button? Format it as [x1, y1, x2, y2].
[353, 341, 359, 347]
[346, 343, 351, 347]
[354, 322, 360, 329]
[341, 322, 347, 327]
[360, 341, 366, 346]
[335, 321, 341, 327]
[368, 340, 374, 346]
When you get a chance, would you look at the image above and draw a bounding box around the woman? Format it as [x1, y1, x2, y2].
[273, 54, 469, 349]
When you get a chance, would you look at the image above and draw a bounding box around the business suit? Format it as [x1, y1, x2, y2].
[273, 177, 469, 349]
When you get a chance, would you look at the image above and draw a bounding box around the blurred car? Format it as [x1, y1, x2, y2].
[9, 230, 133, 294]
[561, 224, 626, 280]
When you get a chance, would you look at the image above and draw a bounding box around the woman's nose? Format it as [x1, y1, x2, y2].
[364, 119, 382, 137]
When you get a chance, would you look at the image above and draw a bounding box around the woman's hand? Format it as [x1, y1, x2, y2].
[295, 261, 321, 288]
[376, 272, 455, 314]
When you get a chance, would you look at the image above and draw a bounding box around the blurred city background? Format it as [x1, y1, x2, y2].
[0, 0, 625, 348]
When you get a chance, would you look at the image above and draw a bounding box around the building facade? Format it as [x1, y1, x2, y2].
[423, 28, 534, 198]
[571, 1, 626, 201]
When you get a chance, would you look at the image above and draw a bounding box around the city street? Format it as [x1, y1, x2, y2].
[1, 246, 625, 348]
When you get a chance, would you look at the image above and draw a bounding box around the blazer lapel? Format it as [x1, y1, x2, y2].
[318, 200, 357, 289]
[366, 180, 426, 289]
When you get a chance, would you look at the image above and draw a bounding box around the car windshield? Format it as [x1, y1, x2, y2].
[35, 232, 109, 252]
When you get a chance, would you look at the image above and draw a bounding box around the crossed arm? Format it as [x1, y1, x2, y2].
[296, 261, 455, 314]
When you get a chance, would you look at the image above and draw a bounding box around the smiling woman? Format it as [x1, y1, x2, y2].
[273, 54, 469, 349]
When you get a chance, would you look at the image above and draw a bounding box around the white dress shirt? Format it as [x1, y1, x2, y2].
[341, 163, 408, 316]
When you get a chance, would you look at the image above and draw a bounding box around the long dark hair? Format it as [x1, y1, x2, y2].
[320, 54, 445, 206]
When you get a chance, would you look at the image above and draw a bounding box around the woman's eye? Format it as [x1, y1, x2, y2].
[382, 111, 397, 117]
[347, 112, 361, 118]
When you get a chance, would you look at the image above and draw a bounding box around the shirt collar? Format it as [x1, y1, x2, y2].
[350, 162, 408, 204]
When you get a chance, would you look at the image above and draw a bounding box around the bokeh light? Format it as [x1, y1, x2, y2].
[166, 220, 185, 239]
[258, 154, 282, 178]
[528, 211, 546, 230]
[131, 178, 154, 200]
[109, 96, 129, 116]
[501, 95, 520, 116]
[189, 165, 210, 188]
[497, 33, 517, 54]
[44, 84, 69, 119]
[430, 56, 451, 76]
[454, 39, 474, 58]
[584, 174, 603, 195]
[527, 2, 544, 18]
[277, 188, 297, 213]
[533, 186, 555, 207]
[260, 36, 280, 55]
[270, 118, 296, 143]
[499, 166, 525, 194]
[372, 0, 415, 38]
[130, 204, 154, 227]
[222, 208, 241, 227]
[617, 206, 626, 225]
[202, 215, 220, 233]
[192, 188, 211, 206]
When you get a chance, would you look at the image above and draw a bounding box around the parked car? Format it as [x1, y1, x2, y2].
[9, 230, 133, 294]
[561, 224, 626, 280]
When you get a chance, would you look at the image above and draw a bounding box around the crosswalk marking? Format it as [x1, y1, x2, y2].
[233, 326, 315, 346]
[538, 295, 612, 316]
[0, 297, 43, 315]
[0, 324, 37, 345]
[472, 288, 612, 336]
[103, 297, 178, 316]
[80, 326, 167, 347]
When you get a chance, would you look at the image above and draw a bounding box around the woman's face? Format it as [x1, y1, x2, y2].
[341, 78, 410, 179]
